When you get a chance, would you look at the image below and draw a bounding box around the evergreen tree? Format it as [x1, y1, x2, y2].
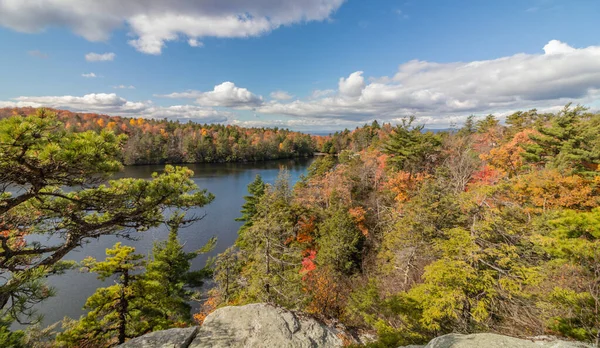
[383, 116, 442, 175]
[457, 115, 476, 136]
[56, 243, 145, 346]
[235, 175, 266, 247]
[475, 114, 499, 134]
[142, 213, 215, 327]
[242, 171, 304, 306]
[316, 206, 364, 275]
[523, 104, 600, 174]
[535, 209, 600, 345]
[0, 110, 214, 326]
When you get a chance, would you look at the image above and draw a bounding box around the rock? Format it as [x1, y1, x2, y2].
[423, 333, 592, 348]
[189, 303, 342, 348]
[119, 327, 198, 348]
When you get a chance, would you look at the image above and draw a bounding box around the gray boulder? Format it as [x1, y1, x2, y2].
[189, 303, 342, 348]
[420, 333, 592, 348]
[119, 327, 199, 348]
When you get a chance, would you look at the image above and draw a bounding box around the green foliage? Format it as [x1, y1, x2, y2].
[235, 175, 266, 246]
[316, 207, 364, 275]
[383, 116, 442, 174]
[523, 104, 600, 174]
[235, 171, 305, 307]
[476, 114, 499, 134]
[143, 213, 215, 325]
[0, 109, 214, 345]
[57, 220, 214, 347]
[56, 243, 145, 346]
[0, 317, 25, 348]
[534, 209, 600, 344]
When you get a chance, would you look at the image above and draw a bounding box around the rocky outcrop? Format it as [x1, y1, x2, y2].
[190, 303, 342, 348]
[400, 333, 593, 348]
[119, 303, 342, 348]
[119, 327, 199, 348]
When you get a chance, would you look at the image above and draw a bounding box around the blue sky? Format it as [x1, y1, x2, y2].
[0, 0, 599, 130]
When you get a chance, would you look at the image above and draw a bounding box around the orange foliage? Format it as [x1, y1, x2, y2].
[303, 267, 348, 318]
[384, 171, 427, 204]
[481, 129, 538, 177]
[193, 292, 219, 325]
[509, 170, 599, 211]
[470, 165, 502, 186]
[348, 206, 369, 236]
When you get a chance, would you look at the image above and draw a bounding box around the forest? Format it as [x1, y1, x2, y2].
[0, 107, 316, 164]
[1, 104, 600, 347]
[207, 104, 600, 347]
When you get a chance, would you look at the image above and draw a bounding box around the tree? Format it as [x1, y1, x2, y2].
[56, 243, 145, 346]
[383, 116, 442, 176]
[142, 213, 216, 327]
[316, 206, 364, 275]
[457, 115, 476, 137]
[523, 104, 600, 174]
[0, 110, 214, 325]
[235, 174, 266, 246]
[535, 209, 600, 345]
[241, 171, 304, 307]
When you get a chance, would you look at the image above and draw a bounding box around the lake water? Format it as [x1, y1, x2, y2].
[34, 158, 314, 327]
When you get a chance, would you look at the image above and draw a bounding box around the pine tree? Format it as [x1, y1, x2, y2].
[523, 103, 600, 174]
[56, 243, 145, 346]
[535, 209, 600, 345]
[235, 174, 265, 247]
[383, 116, 442, 175]
[142, 213, 215, 327]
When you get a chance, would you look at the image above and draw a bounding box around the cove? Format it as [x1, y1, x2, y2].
[34, 158, 314, 327]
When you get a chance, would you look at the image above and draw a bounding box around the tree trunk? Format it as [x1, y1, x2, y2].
[118, 271, 130, 344]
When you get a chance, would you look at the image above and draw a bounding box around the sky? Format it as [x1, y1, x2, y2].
[0, 0, 599, 131]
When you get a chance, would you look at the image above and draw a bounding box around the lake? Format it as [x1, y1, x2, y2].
[34, 158, 314, 327]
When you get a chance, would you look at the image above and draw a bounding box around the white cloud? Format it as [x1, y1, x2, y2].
[85, 52, 115, 62]
[338, 71, 365, 97]
[270, 90, 293, 100]
[0, 0, 346, 55]
[188, 38, 203, 47]
[158, 82, 263, 108]
[256, 40, 600, 127]
[81, 72, 97, 78]
[543, 39, 576, 55]
[113, 85, 136, 89]
[0, 93, 229, 123]
[310, 89, 335, 99]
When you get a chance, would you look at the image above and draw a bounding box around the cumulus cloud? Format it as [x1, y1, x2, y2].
[113, 85, 136, 89]
[338, 71, 365, 97]
[81, 72, 97, 78]
[0, 0, 345, 54]
[0, 93, 229, 123]
[158, 82, 263, 108]
[85, 52, 115, 62]
[257, 40, 600, 127]
[270, 90, 293, 100]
